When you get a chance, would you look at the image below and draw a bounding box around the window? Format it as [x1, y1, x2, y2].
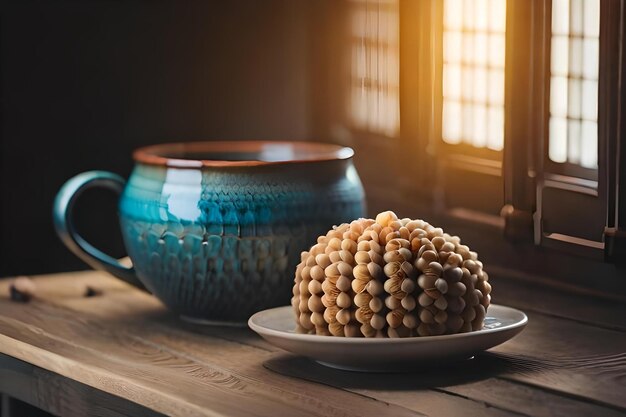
[432, 0, 506, 221]
[349, 0, 400, 137]
[314, 0, 626, 262]
[442, 0, 506, 151]
[548, 0, 600, 171]
[536, 0, 605, 250]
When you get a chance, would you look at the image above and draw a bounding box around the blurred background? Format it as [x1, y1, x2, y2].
[1, 0, 624, 294]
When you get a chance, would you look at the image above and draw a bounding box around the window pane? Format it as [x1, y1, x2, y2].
[550, 76, 568, 117]
[463, 0, 475, 30]
[569, 0, 583, 36]
[442, 0, 506, 151]
[581, 79, 598, 121]
[549, 117, 568, 163]
[580, 120, 598, 168]
[552, 0, 570, 35]
[487, 69, 504, 105]
[444, 32, 463, 62]
[349, 0, 400, 137]
[474, 69, 487, 103]
[486, 106, 504, 150]
[443, 101, 463, 143]
[488, 0, 506, 32]
[473, 105, 488, 147]
[352, 45, 366, 79]
[443, 64, 462, 99]
[462, 67, 474, 100]
[379, 10, 398, 44]
[488, 34, 506, 68]
[567, 78, 581, 119]
[444, 0, 464, 30]
[583, 0, 600, 37]
[474, 0, 488, 30]
[582, 38, 599, 79]
[567, 119, 581, 164]
[548, 0, 599, 169]
[551, 36, 569, 76]
[568, 37, 582, 77]
[474, 33, 488, 64]
[351, 87, 367, 127]
[462, 104, 476, 143]
[351, 9, 366, 38]
[462, 33, 475, 64]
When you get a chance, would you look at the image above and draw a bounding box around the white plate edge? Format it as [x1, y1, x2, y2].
[248, 304, 528, 344]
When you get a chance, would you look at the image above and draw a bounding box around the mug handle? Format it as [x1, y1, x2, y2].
[53, 171, 146, 290]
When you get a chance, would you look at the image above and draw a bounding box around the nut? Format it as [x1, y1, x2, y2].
[293, 213, 492, 337]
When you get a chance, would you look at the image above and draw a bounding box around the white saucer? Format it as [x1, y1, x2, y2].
[249, 304, 528, 372]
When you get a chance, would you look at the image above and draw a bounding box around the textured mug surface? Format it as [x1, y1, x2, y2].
[55, 141, 365, 323]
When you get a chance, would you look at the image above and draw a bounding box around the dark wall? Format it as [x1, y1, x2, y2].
[1, 0, 311, 276]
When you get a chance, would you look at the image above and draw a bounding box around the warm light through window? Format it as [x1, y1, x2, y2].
[549, 0, 599, 168]
[350, 0, 400, 137]
[442, 0, 506, 151]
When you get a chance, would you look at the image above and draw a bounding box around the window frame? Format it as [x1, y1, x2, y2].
[426, 0, 506, 223]
[600, 0, 626, 262]
[412, 0, 621, 256]
[309, 0, 626, 263]
[528, 0, 620, 255]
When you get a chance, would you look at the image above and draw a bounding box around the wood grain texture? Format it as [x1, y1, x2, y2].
[266, 311, 626, 413]
[488, 314, 626, 409]
[440, 378, 626, 417]
[0, 274, 423, 417]
[0, 354, 162, 417]
[490, 269, 626, 331]
[0, 271, 624, 417]
[265, 356, 523, 417]
[265, 351, 626, 417]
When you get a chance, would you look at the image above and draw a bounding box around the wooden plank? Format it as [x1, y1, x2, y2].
[88, 314, 517, 417]
[30, 278, 523, 417]
[488, 312, 626, 409]
[490, 268, 626, 331]
[265, 353, 625, 417]
[67, 271, 626, 412]
[441, 378, 626, 417]
[1, 272, 277, 352]
[0, 272, 516, 417]
[265, 356, 522, 417]
[0, 278, 423, 417]
[1, 271, 625, 416]
[266, 311, 626, 414]
[0, 316, 422, 417]
[0, 272, 527, 417]
[0, 354, 162, 417]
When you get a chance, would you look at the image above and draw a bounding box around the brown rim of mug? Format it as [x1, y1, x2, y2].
[133, 141, 355, 168]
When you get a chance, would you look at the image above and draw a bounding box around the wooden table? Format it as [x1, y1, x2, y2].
[0, 271, 624, 417]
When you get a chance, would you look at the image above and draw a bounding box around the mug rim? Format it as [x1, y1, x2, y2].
[133, 141, 354, 168]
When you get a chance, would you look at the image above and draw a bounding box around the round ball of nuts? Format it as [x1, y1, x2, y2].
[292, 211, 492, 337]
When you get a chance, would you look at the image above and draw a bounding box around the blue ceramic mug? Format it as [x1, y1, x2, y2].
[54, 141, 365, 323]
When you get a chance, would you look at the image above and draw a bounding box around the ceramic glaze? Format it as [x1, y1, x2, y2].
[54, 141, 365, 322]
